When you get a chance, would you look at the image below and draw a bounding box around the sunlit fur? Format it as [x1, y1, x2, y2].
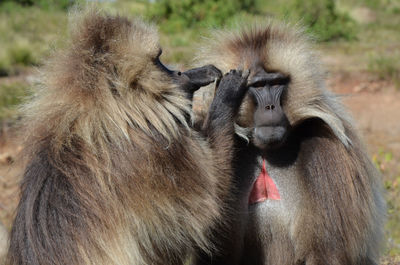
[197, 21, 354, 146]
[6, 10, 233, 265]
[195, 21, 385, 265]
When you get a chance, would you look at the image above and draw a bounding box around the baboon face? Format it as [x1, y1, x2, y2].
[92, 17, 220, 98]
[247, 65, 290, 150]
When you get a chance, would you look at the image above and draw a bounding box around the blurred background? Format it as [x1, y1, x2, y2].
[0, 0, 399, 263]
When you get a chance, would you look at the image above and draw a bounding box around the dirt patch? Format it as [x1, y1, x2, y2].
[329, 71, 400, 152]
[0, 128, 21, 230]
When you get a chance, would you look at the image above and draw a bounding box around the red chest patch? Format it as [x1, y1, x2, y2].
[248, 159, 280, 204]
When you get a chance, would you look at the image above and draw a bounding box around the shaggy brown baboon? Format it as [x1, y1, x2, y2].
[194, 22, 385, 265]
[6, 10, 250, 265]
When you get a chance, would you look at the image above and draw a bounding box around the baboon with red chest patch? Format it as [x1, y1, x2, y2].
[194, 22, 385, 265]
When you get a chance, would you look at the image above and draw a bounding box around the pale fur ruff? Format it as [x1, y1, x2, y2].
[22, 9, 192, 155]
[196, 21, 352, 146]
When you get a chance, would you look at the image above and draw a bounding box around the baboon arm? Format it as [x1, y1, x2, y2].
[201, 70, 249, 187]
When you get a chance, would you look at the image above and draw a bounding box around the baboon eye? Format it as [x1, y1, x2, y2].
[252, 80, 266, 88]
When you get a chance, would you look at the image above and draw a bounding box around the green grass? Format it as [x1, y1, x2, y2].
[368, 54, 400, 88]
[373, 149, 400, 257]
[0, 3, 68, 75]
[318, 0, 400, 77]
[0, 81, 30, 121]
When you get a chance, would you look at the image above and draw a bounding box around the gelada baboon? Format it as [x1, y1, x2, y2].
[194, 22, 385, 265]
[6, 10, 250, 265]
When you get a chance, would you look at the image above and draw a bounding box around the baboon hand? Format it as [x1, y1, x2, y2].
[215, 69, 250, 109]
[182, 65, 222, 92]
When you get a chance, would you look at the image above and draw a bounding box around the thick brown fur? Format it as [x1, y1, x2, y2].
[6, 10, 236, 265]
[194, 21, 385, 265]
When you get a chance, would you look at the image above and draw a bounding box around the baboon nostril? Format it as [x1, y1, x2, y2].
[265, 105, 275, 110]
